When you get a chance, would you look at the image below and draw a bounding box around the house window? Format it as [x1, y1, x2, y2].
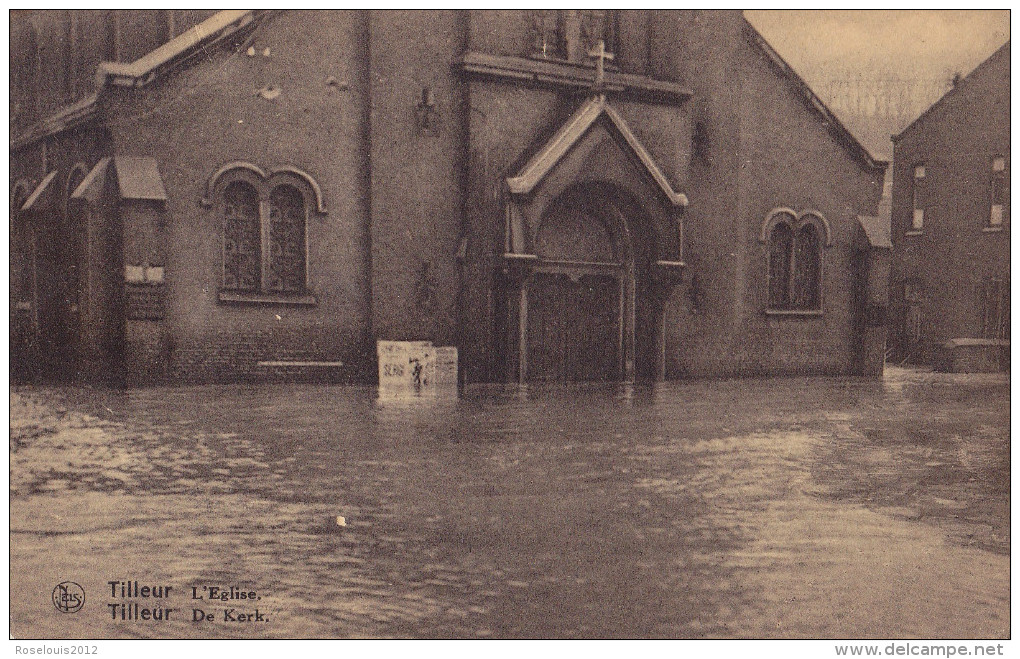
[764, 209, 826, 312]
[531, 9, 619, 63]
[215, 167, 313, 298]
[911, 164, 925, 231]
[979, 277, 1009, 340]
[989, 155, 1007, 227]
[902, 278, 924, 348]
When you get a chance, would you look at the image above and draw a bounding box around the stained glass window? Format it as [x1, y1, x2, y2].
[267, 185, 306, 293]
[222, 181, 260, 291]
[768, 219, 793, 309]
[792, 224, 820, 309]
[217, 167, 315, 297]
[767, 212, 822, 311]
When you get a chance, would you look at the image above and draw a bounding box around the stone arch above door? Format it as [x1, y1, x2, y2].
[535, 183, 627, 265]
[503, 95, 687, 268]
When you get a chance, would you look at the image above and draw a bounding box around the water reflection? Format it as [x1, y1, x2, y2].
[9, 368, 1010, 639]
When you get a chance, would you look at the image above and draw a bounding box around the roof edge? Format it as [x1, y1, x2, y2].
[507, 95, 688, 207]
[10, 94, 98, 152]
[742, 17, 887, 173]
[20, 171, 60, 212]
[98, 10, 257, 90]
[893, 39, 1010, 143]
[11, 11, 261, 150]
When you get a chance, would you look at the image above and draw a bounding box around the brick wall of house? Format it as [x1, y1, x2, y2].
[890, 43, 1010, 363]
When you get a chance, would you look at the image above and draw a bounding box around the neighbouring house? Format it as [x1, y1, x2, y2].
[889, 41, 1010, 371]
[10, 10, 888, 386]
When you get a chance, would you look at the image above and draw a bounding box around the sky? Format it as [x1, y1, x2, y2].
[744, 10, 1009, 160]
[745, 10, 1010, 81]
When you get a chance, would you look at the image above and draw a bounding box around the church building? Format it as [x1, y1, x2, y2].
[10, 10, 889, 385]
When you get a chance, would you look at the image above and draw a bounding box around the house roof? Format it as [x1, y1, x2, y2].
[506, 95, 689, 207]
[893, 40, 1010, 143]
[741, 17, 888, 173]
[20, 171, 59, 212]
[71, 158, 111, 204]
[857, 215, 892, 249]
[12, 11, 260, 150]
[115, 157, 168, 201]
[71, 157, 168, 204]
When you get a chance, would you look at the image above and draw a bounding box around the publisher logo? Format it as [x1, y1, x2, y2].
[53, 582, 85, 613]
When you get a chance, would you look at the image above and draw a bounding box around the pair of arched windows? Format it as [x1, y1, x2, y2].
[209, 164, 324, 296]
[220, 178, 307, 294]
[762, 209, 828, 312]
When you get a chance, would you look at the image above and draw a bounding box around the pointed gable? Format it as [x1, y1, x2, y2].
[506, 96, 689, 207]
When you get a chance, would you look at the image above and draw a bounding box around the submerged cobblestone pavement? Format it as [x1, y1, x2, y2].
[9, 367, 1009, 638]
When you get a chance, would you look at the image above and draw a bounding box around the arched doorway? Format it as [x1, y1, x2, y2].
[525, 185, 633, 382]
[496, 96, 688, 383]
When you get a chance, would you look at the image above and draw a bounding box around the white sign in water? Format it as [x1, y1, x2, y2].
[377, 340, 434, 390]
[377, 341, 458, 394]
[433, 346, 458, 388]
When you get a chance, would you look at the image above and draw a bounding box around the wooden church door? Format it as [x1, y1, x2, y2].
[527, 272, 621, 382]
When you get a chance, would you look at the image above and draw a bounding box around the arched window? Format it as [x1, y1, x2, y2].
[763, 209, 827, 312]
[768, 219, 793, 308]
[64, 164, 88, 220]
[792, 223, 820, 309]
[11, 20, 40, 128]
[211, 164, 318, 298]
[222, 181, 261, 291]
[267, 184, 307, 293]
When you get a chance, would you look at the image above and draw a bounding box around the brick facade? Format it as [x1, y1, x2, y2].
[889, 42, 1010, 364]
[10, 10, 888, 385]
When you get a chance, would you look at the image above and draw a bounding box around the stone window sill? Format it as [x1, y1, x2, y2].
[765, 308, 823, 318]
[982, 225, 1005, 233]
[218, 291, 318, 306]
[904, 230, 923, 237]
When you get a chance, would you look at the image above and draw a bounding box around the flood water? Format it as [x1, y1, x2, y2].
[9, 367, 1010, 639]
